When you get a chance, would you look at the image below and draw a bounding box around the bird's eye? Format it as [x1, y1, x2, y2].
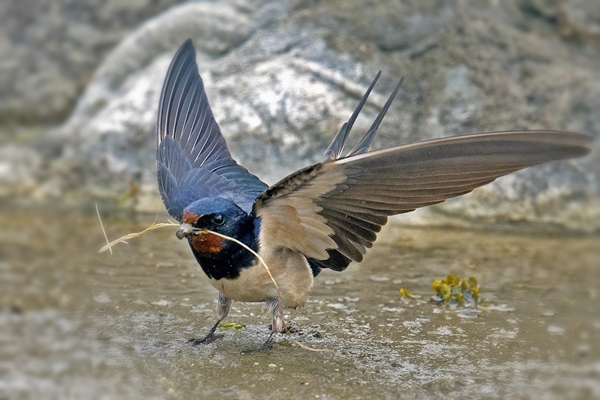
[212, 214, 225, 225]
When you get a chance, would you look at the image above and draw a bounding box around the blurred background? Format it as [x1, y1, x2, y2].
[0, 0, 599, 398]
[0, 0, 598, 229]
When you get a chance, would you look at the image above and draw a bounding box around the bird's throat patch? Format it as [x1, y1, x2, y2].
[190, 232, 225, 254]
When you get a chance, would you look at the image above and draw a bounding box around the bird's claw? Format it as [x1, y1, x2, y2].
[188, 333, 223, 346]
[240, 344, 272, 354]
[240, 336, 275, 354]
[260, 340, 274, 351]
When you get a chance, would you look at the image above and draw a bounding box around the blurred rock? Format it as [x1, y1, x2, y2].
[0, 0, 185, 125]
[0, 145, 42, 198]
[558, 0, 600, 44]
[3, 0, 599, 231]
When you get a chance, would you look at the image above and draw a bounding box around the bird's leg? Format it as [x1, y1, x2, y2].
[261, 298, 284, 351]
[240, 299, 285, 354]
[189, 293, 231, 346]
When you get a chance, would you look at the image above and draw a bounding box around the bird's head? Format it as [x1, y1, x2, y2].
[176, 197, 253, 257]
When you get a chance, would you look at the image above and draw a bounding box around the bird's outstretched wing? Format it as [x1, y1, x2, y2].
[156, 39, 267, 220]
[253, 79, 593, 271]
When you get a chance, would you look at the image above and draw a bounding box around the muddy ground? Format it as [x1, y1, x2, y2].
[1, 209, 598, 399]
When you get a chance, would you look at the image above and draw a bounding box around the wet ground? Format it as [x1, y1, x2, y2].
[1, 208, 599, 399]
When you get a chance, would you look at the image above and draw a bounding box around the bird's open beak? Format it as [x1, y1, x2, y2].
[176, 223, 194, 240]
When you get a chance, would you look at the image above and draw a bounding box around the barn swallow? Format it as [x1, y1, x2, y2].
[156, 39, 592, 350]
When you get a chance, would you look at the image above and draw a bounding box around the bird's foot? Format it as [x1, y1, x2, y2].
[270, 323, 298, 334]
[260, 338, 274, 351]
[188, 333, 223, 346]
[240, 336, 275, 354]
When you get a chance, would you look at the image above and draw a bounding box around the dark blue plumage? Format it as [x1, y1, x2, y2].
[156, 39, 267, 220]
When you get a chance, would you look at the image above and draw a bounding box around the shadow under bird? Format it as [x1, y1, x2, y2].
[156, 39, 593, 350]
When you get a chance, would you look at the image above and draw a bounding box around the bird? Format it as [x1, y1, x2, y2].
[156, 39, 592, 350]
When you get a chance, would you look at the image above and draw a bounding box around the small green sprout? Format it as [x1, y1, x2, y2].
[219, 322, 246, 330]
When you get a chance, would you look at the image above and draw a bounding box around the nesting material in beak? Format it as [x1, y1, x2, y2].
[176, 223, 195, 240]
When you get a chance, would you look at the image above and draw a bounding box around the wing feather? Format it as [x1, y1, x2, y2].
[156, 39, 267, 219]
[254, 130, 592, 271]
[321, 71, 382, 162]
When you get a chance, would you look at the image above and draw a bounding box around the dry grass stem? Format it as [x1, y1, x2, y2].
[97, 217, 178, 253]
[95, 203, 113, 255]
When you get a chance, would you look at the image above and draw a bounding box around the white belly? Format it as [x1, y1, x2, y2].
[208, 248, 314, 308]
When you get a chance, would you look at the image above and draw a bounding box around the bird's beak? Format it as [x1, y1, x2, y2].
[176, 223, 194, 240]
